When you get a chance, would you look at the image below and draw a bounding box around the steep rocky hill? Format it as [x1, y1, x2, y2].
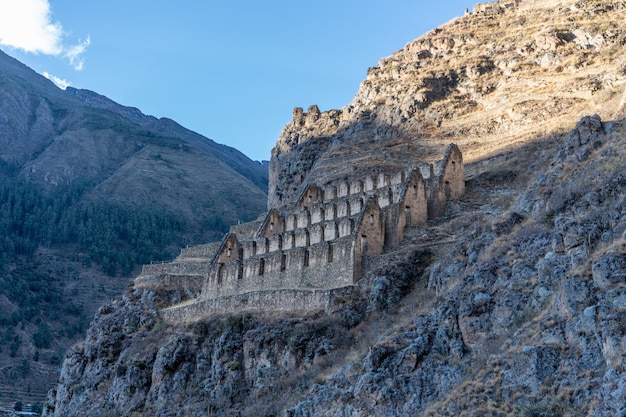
[0, 49, 268, 411]
[43, 1, 625, 416]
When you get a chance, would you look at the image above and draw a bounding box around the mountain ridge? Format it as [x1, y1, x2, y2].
[0, 47, 268, 221]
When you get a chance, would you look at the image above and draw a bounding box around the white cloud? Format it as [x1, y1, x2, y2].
[65, 36, 90, 70]
[0, 0, 89, 70]
[43, 71, 71, 89]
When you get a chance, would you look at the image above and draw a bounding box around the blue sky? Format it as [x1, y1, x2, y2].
[0, 1, 475, 161]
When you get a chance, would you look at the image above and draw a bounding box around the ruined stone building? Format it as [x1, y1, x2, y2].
[473, 0, 521, 14]
[472, 0, 564, 15]
[135, 144, 464, 321]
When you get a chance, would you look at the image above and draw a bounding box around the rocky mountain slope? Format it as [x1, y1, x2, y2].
[269, 0, 626, 207]
[43, 1, 625, 416]
[0, 49, 268, 410]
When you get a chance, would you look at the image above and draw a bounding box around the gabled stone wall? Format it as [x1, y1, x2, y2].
[428, 143, 465, 217]
[201, 236, 358, 300]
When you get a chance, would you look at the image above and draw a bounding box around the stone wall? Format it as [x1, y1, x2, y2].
[428, 143, 464, 217]
[473, 0, 523, 14]
[353, 198, 385, 278]
[140, 260, 210, 276]
[472, 0, 566, 15]
[161, 287, 356, 323]
[179, 242, 221, 259]
[134, 273, 204, 299]
[200, 176, 402, 302]
[516, 0, 568, 12]
[439, 143, 465, 201]
[230, 220, 264, 240]
[202, 236, 357, 300]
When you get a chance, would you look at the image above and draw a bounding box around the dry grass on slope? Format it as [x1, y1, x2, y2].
[345, 1, 626, 165]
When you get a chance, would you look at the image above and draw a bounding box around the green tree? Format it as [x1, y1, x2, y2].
[33, 323, 52, 349]
[19, 358, 30, 376]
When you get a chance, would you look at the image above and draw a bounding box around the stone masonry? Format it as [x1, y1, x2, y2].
[472, 0, 570, 15]
[134, 144, 464, 322]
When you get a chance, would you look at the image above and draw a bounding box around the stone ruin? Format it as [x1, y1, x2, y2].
[134, 144, 464, 322]
[472, 0, 566, 15]
[473, 0, 521, 14]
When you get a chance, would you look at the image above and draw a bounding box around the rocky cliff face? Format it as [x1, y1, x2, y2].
[45, 1, 626, 416]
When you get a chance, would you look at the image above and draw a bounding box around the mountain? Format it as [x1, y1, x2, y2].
[0, 49, 268, 410]
[43, 1, 626, 416]
[0, 50, 268, 222]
